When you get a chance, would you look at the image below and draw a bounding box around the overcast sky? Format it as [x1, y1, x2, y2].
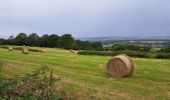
[0, 0, 170, 38]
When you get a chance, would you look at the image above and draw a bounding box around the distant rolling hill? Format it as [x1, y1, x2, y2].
[79, 36, 170, 41]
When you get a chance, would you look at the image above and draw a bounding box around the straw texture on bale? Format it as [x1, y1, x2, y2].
[70, 50, 77, 54]
[39, 49, 45, 52]
[106, 54, 134, 77]
[22, 48, 29, 54]
[121, 54, 135, 76]
[8, 47, 13, 51]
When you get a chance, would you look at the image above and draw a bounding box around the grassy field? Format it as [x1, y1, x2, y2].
[0, 47, 170, 100]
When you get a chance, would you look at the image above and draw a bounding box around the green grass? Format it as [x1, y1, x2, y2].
[0, 47, 170, 99]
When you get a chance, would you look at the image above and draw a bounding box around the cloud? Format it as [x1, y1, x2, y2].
[0, 0, 170, 37]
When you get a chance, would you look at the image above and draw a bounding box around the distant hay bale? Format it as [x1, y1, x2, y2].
[39, 49, 45, 52]
[106, 54, 134, 77]
[70, 50, 75, 53]
[8, 46, 13, 51]
[22, 47, 29, 54]
[70, 50, 78, 54]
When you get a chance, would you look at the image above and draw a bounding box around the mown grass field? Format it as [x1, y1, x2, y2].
[0, 47, 170, 100]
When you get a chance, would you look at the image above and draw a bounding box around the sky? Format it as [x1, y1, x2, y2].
[0, 0, 170, 38]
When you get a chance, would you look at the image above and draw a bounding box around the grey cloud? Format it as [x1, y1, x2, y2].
[0, 0, 170, 38]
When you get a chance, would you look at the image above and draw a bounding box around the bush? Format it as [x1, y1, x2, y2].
[0, 66, 67, 100]
[78, 50, 112, 56]
[154, 53, 170, 59]
[73, 40, 103, 50]
[78, 50, 150, 58]
[111, 44, 151, 52]
[78, 50, 170, 59]
[120, 50, 149, 58]
[159, 47, 170, 53]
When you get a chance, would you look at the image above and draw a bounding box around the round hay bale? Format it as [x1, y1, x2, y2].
[22, 48, 29, 54]
[121, 54, 135, 76]
[39, 49, 45, 52]
[8, 46, 13, 51]
[70, 50, 76, 53]
[106, 54, 134, 77]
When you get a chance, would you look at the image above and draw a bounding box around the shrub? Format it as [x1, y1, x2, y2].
[111, 44, 151, 52]
[120, 50, 149, 58]
[78, 50, 150, 58]
[159, 47, 170, 53]
[78, 50, 112, 56]
[0, 66, 67, 99]
[154, 53, 170, 59]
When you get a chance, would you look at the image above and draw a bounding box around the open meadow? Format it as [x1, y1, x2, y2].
[0, 47, 170, 100]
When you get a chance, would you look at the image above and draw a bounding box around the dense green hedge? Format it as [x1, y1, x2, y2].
[78, 50, 170, 59]
[154, 53, 170, 59]
[159, 47, 170, 53]
[78, 50, 150, 58]
[111, 44, 151, 52]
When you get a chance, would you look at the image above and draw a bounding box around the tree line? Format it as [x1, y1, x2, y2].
[0, 33, 103, 50]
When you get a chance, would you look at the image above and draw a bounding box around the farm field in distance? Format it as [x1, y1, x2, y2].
[0, 47, 170, 100]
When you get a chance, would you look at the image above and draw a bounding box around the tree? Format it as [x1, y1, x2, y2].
[59, 34, 74, 49]
[15, 33, 28, 45]
[39, 34, 49, 47]
[0, 38, 6, 45]
[92, 42, 103, 50]
[4, 35, 15, 45]
[73, 40, 99, 50]
[28, 33, 40, 46]
[81, 41, 95, 50]
[47, 34, 60, 48]
[73, 40, 81, 50]
[0, 33, 104, 51]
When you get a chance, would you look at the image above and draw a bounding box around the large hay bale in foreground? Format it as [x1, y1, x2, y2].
[8, 46, 13, 51]
[22, 48, 29, 54]
[106, 54, 134, 77]
[121, 54, 135, 76]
